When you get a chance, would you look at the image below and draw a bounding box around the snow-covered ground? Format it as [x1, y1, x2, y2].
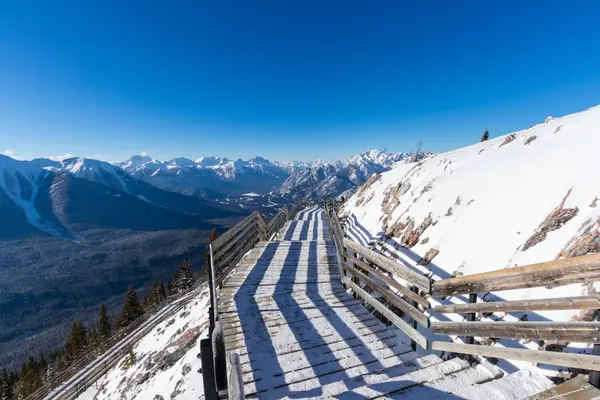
[78, 286, 210, 400]
[342, 105, 600, 377]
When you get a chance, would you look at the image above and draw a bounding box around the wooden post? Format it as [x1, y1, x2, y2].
[410, 286, 419, 351]
[207, 243, 216, 335]
[590, 311, 600, 387]
[465, 293, 478, 364]
[200, 338, 218, 400]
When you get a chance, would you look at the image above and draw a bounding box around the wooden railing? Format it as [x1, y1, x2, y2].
[328, 202, 600, 383]
[324, 201, 431, 350]
[266, 206, 289, 240]
[430, 253, 600, 376]
[203, 205, 296, 400]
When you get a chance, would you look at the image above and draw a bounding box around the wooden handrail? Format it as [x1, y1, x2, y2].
[432, 342, 600, 371]
[433, 253, 600, 296]
[434, 296, 600, 314]
[344, 238, 430, 293]
[432, 321, 600, 343]
[344, 277, 428, 349]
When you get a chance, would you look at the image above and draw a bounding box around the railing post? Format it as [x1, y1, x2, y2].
[200, 338, 218, 400]
[465, 293, 478, 364]
[410, 286, 419, 351]
[208, 243, 217, 335]
[590, 311, 600, 387]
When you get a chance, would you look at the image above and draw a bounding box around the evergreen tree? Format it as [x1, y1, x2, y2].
[167, 280, 173, 296]
[159, 282, 167, 301]
[148, 281, 159, 307]
[178, 259, 195, 291]
[67, 321, 88, 360]
[19, 356, 41, 397]
[0, 367, 8, 400]
[119, 286, 144, 329]
[90, 328, 100, 348]
[98, 304, 111, 343]
[172, 270, 180, 293]
[480, 130, 489, 142]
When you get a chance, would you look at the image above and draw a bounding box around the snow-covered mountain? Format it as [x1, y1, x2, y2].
[342, 105, 600, 374]
[118, 155, 293, 197]
[276, 149, 408, 201]
[0, 154, 243, 369]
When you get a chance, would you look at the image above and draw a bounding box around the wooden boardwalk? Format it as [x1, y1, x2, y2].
[216, 207, 565, 399]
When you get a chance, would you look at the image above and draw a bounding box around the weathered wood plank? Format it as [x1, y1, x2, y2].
[343, 277, 428, 349]
[433, 253, 600, 297]
[345, 253, 430, 308]
[434, 296, 600, 314]
[431, 341, 600, 371]
[344, 237, 431, 293]
[212, 211, 258, 249]
[212, 221, 258, 262]
[526, 375, 600, 399]
[432, 321, 600, 343]
[343, 262, 429, 327]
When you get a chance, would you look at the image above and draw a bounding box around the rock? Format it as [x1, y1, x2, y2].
[181, 363, 191, 376]
[467, 199, 475, 206]
[420, 237, 429, 245]
[523, 188, 578, 251]
[417, 248, 439, 266]
[445, 207, 453, 216]
[455, 196, 461, 206]
[544, 116, 555, 123]
[499, 133, 516, 147]
[554, 125, 563, 133]
[524, 135, 537, 145]
[154, 326, 202, 370]
[171, 378, 184, 399]
[154, 395, 165, 400]
[590, 197, 598, 208]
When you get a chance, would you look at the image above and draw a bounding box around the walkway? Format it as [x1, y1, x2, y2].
[217, 207, 550, 399]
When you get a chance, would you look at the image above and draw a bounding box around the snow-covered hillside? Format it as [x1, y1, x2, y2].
[79, 286, 210, 400]
[342, 105, 600, 375]
[277, 149, 407, 201]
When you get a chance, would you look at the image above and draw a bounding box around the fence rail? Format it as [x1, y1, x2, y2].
[430, 253, 600, 382]
[324, 201, 430, 350]
[327, 201, 600, 385]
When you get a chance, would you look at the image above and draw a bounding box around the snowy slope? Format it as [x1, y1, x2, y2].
[342, 105, 600, 376]
[78, 286, 210, 400]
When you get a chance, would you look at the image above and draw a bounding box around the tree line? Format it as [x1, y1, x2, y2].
[0, 258, 199, 399]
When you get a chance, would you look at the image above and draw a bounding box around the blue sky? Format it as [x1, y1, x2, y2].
[1, 1, 599, 162]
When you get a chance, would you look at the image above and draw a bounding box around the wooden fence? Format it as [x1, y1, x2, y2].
[324, 201, 430, 350]
[431, 253, 600, 376]
[325, 201, 600, 383]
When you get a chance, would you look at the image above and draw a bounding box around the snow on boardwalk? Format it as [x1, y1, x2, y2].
[218, 208, 557, 399]
[219, 208, 416, 398]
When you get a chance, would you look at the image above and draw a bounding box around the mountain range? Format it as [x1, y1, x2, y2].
[0, 148, 406, 369]
[116, 149, 405, 200]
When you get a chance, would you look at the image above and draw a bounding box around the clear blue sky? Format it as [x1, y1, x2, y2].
[1, 1, 599, 162]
